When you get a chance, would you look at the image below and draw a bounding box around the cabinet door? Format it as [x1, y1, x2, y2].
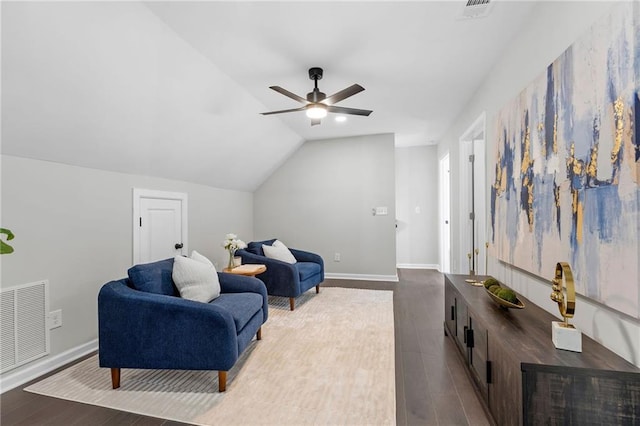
[444, 281, 457, 336]
[488, 340, 522, 426]
[455, 299, 468, 355]
[468, 316, 489, 402]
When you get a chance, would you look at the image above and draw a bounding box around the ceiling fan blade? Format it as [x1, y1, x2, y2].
[310, 118, 321, 126]
[261, 107, 306, 115]
[269, 86, 309, 104]
[322, 84, 365, 105]
[327, 105, 373, 116]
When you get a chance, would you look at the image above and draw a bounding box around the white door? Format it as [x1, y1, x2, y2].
[440, 154, 451, 273]
[133, 189, 188, 264]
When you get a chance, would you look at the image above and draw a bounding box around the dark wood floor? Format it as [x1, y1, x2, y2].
[1, 269, 491, 425]
[327, 269, 491, 425]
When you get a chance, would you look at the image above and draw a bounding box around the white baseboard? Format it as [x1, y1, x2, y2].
[396, 263, 440, 270]
[0, 339, 98, 394]
[325, 273, 399, 282]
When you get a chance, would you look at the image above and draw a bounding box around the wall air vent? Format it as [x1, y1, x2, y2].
[0, 280, 50, 373]
[459, 0, 493, 20]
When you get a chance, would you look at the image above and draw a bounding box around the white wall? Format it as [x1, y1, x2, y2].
[1, 155, 253, 381]
[395, 145, 439, 268]
[254, 134, 397, 279]
[439, 1, 640, 366]
[1, 2, 302, 192]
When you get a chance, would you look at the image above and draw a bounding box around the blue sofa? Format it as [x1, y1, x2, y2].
[235, 239, 324, 311]
[98, 258, 268, 392]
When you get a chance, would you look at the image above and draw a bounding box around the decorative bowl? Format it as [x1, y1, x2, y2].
[484, 287, 525, 309]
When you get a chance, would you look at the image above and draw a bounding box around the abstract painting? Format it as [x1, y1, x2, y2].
[490, 3, 640, 318]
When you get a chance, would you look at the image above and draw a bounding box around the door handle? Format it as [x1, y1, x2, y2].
[175, 243, 184, 250]
[465, 328, 474, 348]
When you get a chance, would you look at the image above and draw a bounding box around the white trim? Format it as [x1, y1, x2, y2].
[0, 339, 98, 394]
[458, 112, 487, 275]
[132, 188, 188, 265]
[439, 153, 451, 274]
[324, 273, 399, 282]
[396, 263, 440, 270]
[459, 139, 473, 274]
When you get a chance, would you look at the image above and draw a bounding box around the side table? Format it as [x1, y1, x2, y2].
[222, 264, 266, 277]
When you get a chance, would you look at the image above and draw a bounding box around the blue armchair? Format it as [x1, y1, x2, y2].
[235, 239, 324, 311]
[98, 258, 268, 392]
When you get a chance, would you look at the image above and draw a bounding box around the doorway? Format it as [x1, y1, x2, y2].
[458, 113, 487, 275]
[132, 189, 188, 264]
[439, 154, 451, 273]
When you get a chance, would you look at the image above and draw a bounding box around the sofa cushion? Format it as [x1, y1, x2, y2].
[247, 239, 276, 256]
[128, 258, 177, 296]
[295, 262, 322, 282]
[211, 292, 263, 331]
[172, 253, 220, 303]
[263, 242, 297, 264]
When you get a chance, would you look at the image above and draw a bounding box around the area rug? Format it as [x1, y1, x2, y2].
[25, 287, 395, 425]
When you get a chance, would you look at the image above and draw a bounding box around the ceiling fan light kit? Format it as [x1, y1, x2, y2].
[306, 104, 327, 119]
[262, 67, 372, 126]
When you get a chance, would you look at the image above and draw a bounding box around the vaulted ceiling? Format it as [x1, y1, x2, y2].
[1, 1, 536, 191]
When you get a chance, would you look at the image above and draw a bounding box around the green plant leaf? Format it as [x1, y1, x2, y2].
[0, 228, 15, 254]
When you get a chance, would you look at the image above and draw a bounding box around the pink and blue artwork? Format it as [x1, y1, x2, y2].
[491, 3, 640, 318]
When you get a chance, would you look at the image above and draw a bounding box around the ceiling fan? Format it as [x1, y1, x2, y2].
[261, 67, 373, 126]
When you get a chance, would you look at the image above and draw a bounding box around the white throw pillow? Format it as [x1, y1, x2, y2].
[172, 251, 221, 302]
[263, 240, 297, 264]
[190, 250, 214, 267]
[272, 240, 287, 249]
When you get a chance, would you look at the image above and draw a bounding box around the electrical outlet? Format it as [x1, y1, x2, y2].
[49, 309, 62, 329]
[334, 253, 341, 262]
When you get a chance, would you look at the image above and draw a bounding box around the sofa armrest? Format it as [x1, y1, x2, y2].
[218, 272, 264, 294]
[235, 250, 297, 278]
[290, 249, 324, 282]
[218, 272, 268, 322]
[235, 249, 301, 297]
[98, 280, 239, 371]
[290, 248, 324, 267]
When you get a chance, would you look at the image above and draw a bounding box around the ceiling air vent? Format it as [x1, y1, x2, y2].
[459, 0, 493, 20]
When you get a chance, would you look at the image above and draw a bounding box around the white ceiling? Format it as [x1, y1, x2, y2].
[1, 1, 537, 191]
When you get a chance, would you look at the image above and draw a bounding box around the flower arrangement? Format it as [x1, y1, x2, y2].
[222, 233, 246, 269]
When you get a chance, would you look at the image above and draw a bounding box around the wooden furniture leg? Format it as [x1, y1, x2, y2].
[257, 327, 262, 340]
[111, 368, 121, 389]
[289, 297, 295, 311]
[218, 371, 227, 392]
[316, 285, 320, 294]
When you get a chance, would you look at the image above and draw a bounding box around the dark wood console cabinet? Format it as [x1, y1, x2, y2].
[444, 274, 640, 425]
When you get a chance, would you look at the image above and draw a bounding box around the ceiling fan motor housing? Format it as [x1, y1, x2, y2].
[307, 90, 326, 102]
[307, 67, 326, 102]
[308, 67, 323, 81]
